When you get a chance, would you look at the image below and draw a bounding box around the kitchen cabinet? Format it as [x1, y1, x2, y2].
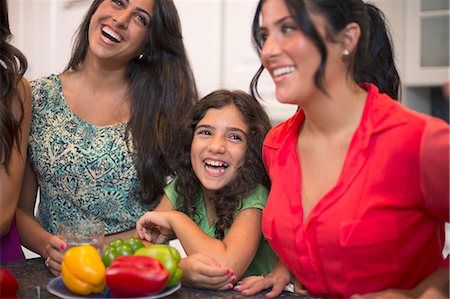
[372, 0, 449, 87]
[372, 0, 449, 115]
[403, 0, 449, 86]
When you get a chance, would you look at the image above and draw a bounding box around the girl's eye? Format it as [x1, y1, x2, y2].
[229, 134, 244, 142]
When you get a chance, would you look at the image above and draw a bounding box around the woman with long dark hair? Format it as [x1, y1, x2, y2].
[235, 0, 449, 297]
[17, 0, 197, 276]
[0, 0, 32, 263]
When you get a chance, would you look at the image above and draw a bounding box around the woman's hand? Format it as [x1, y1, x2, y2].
[179, 253, 236, 290]
[44, 234, 66, 276]
[235, 259, 302, 298]
[351, 267, 449, 299]
[136, 211, 175, 244]
[350, 289, 419, 299]
[15, 208, 66, 277]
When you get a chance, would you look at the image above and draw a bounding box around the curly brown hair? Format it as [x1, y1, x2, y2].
[172, 89, 272, 239]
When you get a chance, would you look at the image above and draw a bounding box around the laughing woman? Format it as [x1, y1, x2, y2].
[235, 0, 449, 298]
[17, 0, 197, 276]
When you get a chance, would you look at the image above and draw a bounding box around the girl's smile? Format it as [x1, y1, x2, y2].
[191, 104, 248, 192]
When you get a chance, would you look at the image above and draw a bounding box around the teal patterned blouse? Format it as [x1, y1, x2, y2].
[29, 74, 152, 235]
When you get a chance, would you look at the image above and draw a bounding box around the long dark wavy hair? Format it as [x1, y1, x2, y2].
[251, 0, 401, 101]
[173, 89, 272, 239]
[65, 0, 198, 202]
[0, 0, 27, 171]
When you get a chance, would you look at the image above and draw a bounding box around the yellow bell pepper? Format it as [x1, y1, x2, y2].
[61, 245, 106, 296]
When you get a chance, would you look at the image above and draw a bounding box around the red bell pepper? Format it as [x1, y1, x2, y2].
[0, 268, 19, 299]
[105, 255, 169, 298]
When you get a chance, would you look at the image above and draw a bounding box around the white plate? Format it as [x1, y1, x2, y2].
[47, 277, 181, 299]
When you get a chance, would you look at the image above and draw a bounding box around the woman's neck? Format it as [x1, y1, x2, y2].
[77, 53, 129, 90]
[300, 81, 367, 138]
[60, 56, 131, 126]
[76, 66, 127, 93]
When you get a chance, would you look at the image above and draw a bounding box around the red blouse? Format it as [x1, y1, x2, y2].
[262, 84, 449, 298]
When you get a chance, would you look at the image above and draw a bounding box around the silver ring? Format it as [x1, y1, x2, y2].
[45, 256, 50, 268]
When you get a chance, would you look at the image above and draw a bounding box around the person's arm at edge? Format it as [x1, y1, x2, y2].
[0, 77, 31, 236]
[351, 117, 450, 298]
[16, 155, 65, 261]
[17, 157, 67, 276]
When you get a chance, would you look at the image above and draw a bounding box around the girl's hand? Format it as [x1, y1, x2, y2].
[136, 211, 174, 244]
[179, 253, 236, 290]
[234, 259, 296, 298]
[44, 235, 66, 276]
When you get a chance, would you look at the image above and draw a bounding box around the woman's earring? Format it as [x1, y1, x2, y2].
[138, 53, 145, 60]
[342, 49, 350, 56]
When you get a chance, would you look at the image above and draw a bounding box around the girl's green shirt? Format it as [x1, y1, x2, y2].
[164, 180, 277, 277]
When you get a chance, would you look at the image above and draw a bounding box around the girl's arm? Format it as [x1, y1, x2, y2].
[137, 207, 262, 278]
[146, 195, 233, 289]
[139, 195, 176, 244]
[0, 78, 31, 236]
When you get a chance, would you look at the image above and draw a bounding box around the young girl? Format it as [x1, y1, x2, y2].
[136, 89, 277, 290]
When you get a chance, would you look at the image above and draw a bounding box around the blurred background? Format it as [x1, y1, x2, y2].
[8, 0, 450, 124]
